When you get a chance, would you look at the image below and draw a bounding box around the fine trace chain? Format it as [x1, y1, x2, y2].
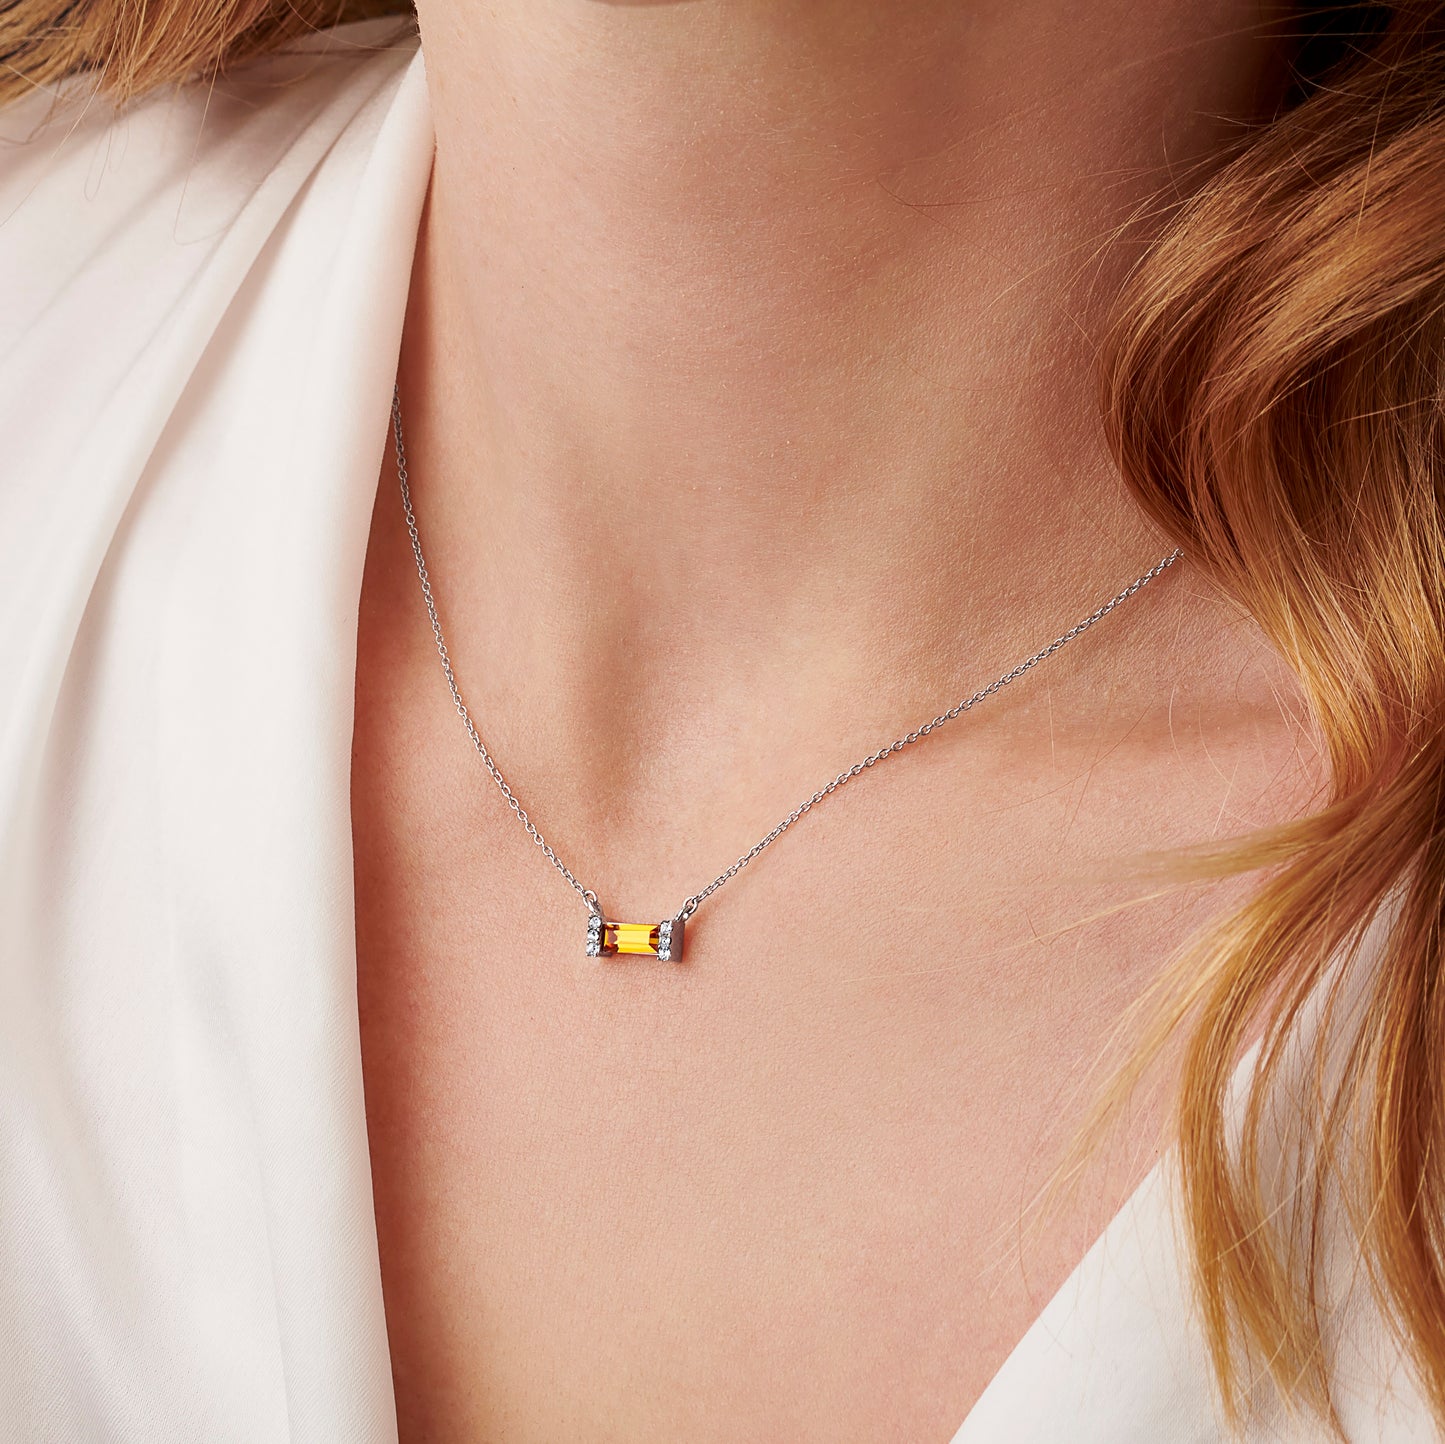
[390, 383, 1183, 964]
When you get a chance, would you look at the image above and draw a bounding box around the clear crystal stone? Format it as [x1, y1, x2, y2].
[657, 949, 670, 961]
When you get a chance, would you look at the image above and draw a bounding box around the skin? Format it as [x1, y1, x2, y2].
[351, 3, 1321, 1439]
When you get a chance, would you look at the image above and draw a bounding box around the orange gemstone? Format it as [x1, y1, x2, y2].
[601, 922, 660, 956]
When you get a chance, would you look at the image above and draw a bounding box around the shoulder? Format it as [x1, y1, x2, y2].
[0, 17, 421, 363]
[0, 14, 431, 768]
[0, 15, 428, 607]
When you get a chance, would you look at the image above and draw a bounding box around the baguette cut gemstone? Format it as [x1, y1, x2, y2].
[604, 922, 660, 956]
[587, 916, 686, 961]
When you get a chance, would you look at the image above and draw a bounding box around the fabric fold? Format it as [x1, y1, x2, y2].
[0, 24, 429, 1440]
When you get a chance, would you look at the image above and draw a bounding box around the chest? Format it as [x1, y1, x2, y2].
[348, 680, 1246, 1441]
[347, 464, 1313, 1443]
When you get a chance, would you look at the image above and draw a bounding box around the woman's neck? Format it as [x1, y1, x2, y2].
[394, 0, 1288, 773]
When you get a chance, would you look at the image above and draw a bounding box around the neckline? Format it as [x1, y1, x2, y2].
[948, 1156, 1150, 1438]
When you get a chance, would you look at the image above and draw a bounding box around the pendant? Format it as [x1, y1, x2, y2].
[586, 912, 684, 962]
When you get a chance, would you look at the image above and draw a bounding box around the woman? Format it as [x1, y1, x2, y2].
[0, 1, 1440, 1439]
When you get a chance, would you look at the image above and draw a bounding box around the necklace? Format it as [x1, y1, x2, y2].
[389, 384, 1182, 964]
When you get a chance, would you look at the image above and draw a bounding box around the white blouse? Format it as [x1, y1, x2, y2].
[0, 19, 1433, 1441]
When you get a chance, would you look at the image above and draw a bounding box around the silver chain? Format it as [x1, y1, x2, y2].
[390, 383, 1183, 925]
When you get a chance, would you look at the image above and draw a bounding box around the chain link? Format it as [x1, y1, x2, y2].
[391, 386, 600, 912]
[390, 384, 1182, 925]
